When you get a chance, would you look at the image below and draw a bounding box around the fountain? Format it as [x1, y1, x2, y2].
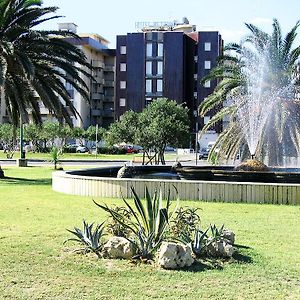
[52, 21, 300, 205]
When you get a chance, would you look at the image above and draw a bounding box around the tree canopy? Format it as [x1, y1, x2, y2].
[107, 98, 190, 164]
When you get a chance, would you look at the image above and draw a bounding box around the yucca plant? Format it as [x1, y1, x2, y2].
[50, 146, 62, 170]
[169, 206, 201, 238]
[94, 186, 179, 261]
[64, 220, 106, 258]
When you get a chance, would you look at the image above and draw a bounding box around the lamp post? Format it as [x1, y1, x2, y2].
[17, 114, 27, 167]
[20, 116, 25, 159]
[95, 124, 98, 159]
[194, 110, 199, 166]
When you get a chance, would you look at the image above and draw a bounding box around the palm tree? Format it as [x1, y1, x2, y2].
[200, 19, 300, 165]
[0, 0, 91, 126]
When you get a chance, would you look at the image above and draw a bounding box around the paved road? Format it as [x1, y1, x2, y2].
[0, 154, 210, 167]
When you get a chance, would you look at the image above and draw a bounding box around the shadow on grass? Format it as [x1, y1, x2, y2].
[181, 248, 253, 273]
[0, 176, 51, 185]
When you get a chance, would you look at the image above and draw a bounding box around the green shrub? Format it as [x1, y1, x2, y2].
[97, 147, 127, 155]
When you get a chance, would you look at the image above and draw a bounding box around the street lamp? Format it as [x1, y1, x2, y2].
[20, 115, 25, 159]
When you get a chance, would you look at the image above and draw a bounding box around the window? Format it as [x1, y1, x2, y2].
[204, 60, 211, 69]
[204, 80, 211, 88]
[157, 61, 163, 75]
[194, 74, 198, 80]
[194, 92, 198, 98]
[145, 97, 152, 106]
[157, 43, 163, 57]
[146, 43, 153, 57]
[204, 116, 210, 124]
[157, 79, 163, 92]
[120, 98, 126, 107]
[120, 81, 126, 89]
[146, 80, 152, 93]
[157, 32, 163, 41]
[204, 42, 211, 51]
[120, 46, 126, 55]
[146, 61, 152, 75]
[146, 32, 152, 41]
[120, 63, 126, 72]
[194, 56, 198, 62]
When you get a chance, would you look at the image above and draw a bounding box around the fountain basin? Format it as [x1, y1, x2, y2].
[52, 166, 300, 205]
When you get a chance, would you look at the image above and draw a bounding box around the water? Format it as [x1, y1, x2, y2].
[229, 42, 299, 166]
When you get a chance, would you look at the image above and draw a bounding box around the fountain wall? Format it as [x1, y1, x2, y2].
[52, 171, 300, 205]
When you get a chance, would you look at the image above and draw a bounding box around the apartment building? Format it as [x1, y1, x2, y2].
[57, 23, 116, 129]
[0, 23, 116, 129]
[115, 19, 222, 147]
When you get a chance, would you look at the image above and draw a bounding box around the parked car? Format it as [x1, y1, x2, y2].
[76, 145, 89, 153]
[126, 145, 142, 154]
[165, 146, 177, 152]
[199, 142, 216, 160]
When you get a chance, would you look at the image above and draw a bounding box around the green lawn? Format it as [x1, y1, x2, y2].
[0, 167, 299, 299]
[0, 150, 178, 161]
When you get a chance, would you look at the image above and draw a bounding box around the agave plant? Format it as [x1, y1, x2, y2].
[64, 220, 106, 258]
[209, 224, 225, 241]
[94, 186, 179, 261]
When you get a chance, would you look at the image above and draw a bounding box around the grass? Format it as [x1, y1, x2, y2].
[0, 150, 178, 161]
[0, 166, 300, 299]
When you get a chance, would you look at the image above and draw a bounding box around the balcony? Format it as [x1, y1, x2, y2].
[104, 80, 114, 87]
[104, 65, 115, 72]
[102, 110, 114, 117]
[91, 93, 104, 100]
[92, 60, 104, 68]
[91, 109, 102, 116]
[104, 96, 114, 103]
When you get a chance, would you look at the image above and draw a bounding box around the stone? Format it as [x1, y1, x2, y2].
[117, 166, 135, 178]
[206, 238, 235, 258]
[235, 159, 268, 171]
[222, 229, 235, 244]
[102, 236, 134, 259]
[157, 242, 194, 269]
[172, 161, 182, 170]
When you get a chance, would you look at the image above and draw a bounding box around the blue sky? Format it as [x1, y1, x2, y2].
[42, 0, 300, 48]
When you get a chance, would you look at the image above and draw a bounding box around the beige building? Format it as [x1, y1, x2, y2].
[0, 23, 115, 129]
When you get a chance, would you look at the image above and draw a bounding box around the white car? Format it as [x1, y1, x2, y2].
[76, 145, 89, 153]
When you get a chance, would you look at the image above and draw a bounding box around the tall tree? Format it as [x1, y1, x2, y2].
[0, 0, 91, 126]
[106, 99, 190, 165]
[199, 19, 300, 165]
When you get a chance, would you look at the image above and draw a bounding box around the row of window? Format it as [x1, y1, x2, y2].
[119, 42, 212, 55]
[146, 79, 163, 93]
[119, 61, 164, 75]
[119, 80, 164, 92]
[119, 60, 210, 74]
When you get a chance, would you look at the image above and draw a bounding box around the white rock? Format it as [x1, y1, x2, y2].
[157, 242, 194, 269]
[206, 238, 235, 258]
[102, 236, 134, 259]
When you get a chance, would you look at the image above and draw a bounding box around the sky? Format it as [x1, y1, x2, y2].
[41, 0, 300, 48]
